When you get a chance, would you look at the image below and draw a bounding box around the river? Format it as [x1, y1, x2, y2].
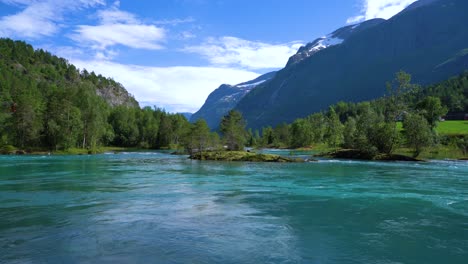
[0, 152, 467, 263]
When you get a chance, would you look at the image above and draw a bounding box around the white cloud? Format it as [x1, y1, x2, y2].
[346, 15, 365, 24]
[97, 8, 139, 24]
[0, 2, 58, 38]
[179, 31, 196, 40]
[73, 24, 166, 50]
[77, 0, 105, 8]
[71, 6, 166, 50]
[71, 60, 259, 113]
[52, 46, 85, 59]
[0, 0, 35, 5]
[0, 0, 105, 8]
[183, 37, 303, 70]
[154, 17, 196, 26]
[0, 0, 104, 39]
[347, 0, 417, 24]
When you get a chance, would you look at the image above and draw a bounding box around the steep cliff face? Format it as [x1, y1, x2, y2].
[236, 0, 468, 128]
[96, 84, 139, 108]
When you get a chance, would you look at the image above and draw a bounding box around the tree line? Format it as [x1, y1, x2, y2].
[182, 71, 468, 159]
[0, 39, 188, 152]
[242, 71, 468, 157]
[1, 38, 466, 157]
[0, 39, 245, 154]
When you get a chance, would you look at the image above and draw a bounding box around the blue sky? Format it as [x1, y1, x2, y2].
[0, 0, 417, 112]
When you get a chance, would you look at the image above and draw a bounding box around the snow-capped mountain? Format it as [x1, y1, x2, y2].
[286, 35, 344, 66]
[287, 18, 385, 66]
[190, 71, 277, 129]
[236, 0, 468, 128]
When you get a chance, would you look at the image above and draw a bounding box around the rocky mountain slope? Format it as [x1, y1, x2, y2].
[235, 0, 468, 128]
[191, 71, 276, 129]
[286, 18, 385, 66]
[95, 83, 139, 108]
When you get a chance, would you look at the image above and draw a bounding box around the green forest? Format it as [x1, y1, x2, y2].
[0, 39, 195, 153]
[248, 71, 468, 159]
[1, 38, 467, 159]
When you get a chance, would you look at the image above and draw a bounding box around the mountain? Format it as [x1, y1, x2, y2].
[190, 71, 277, 129]
[0, 38, 138, 109]
[235, 0, 468, 128]
[286, 18, 385, 66]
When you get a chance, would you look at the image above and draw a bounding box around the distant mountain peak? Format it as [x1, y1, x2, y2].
[286, 18, 385, 66]
[235, 0, 468, 129]
[190, 71, 277, 129]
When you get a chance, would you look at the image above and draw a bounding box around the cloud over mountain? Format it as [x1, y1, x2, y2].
[347, 0, 417, 24]
[183, 37, 303, 70]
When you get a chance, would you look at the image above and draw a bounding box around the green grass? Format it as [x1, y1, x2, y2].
[54, 146, 132, 155]
[436, 121, 468, 135]
[397, 121, 468, 135]
[0, 145, 17, 154]
[395, 145, 466, 160]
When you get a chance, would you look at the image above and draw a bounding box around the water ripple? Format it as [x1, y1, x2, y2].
[0, 153, 467, 263]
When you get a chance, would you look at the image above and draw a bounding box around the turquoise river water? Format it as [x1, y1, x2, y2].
[0, 151, 467, 263]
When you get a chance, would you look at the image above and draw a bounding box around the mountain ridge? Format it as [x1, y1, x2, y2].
[235, 0, 468, 129]
[286, 18, 385, 67]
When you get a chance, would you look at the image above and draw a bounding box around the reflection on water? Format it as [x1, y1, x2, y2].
[0, 152, 467, 263]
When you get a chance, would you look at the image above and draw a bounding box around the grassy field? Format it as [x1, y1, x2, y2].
[394, 121, 467, 159]
[397, 120, 468, 135]
[436, 120, 468, 135]
[395, 146, 466, 160]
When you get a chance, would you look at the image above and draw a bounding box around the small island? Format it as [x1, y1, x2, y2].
[189, 151, 306, 162]
[315, 149, 425, 162]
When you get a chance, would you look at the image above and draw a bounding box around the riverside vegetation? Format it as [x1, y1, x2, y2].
[247, 71, 468, 160]
[1, 39, 467, 160]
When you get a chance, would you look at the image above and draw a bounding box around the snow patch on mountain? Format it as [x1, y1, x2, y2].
[286, 19, 388, 66]
[308, 35, 344, 53]
[286, 34, 345, 65]
[190, 71, 277, 128]
[221, 79, 267, 102]
[236, 79, 267, 88]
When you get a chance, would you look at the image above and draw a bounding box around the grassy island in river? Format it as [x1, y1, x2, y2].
[189, 151, 307, 162]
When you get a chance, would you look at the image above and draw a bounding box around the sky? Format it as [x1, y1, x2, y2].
[0, 0, 417, 113]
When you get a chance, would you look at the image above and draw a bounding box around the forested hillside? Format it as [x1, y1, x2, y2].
[0, 39, 191, 151]
[418, 71, 468, 113]
[247, 71, 467, 158]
